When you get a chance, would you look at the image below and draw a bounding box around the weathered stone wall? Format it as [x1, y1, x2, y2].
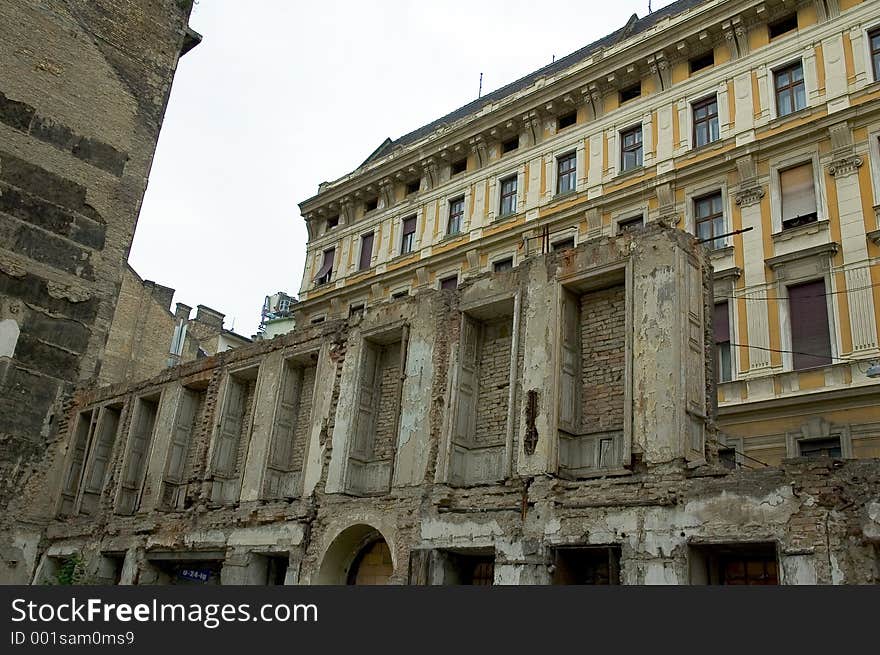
[100, 266, 177, 386]
[0, 0, 196, 582]
[19, 229, 880, 585]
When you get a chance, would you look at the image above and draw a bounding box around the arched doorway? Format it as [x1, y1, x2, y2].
[346, 539, 393, 585]
[315, 523, 394, 585]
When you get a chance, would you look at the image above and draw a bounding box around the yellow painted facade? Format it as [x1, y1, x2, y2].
[299, 0, 880, 465]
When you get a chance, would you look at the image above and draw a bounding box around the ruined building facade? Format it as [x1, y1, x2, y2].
[12, 0, 880, 585]
[0, 1, 198, 582]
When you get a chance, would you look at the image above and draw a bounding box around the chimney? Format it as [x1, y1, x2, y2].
[174, 303, 192, 323]
[195, 305, 225, 330]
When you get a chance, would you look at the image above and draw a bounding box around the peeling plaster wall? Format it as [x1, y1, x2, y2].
[17, 229, 880, 586]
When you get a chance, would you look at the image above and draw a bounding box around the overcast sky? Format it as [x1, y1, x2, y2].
[129, 0, 676, 337]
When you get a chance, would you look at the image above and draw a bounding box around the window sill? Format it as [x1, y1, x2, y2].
[708, 244, 735, 259]
[768, 105, 812, 128]
[551, 189, 577, 202]
[771, 219, 828, 243]
[613, 165, 646, 182]
[683, 138, 725, 159]
[494, 211, 519, 224]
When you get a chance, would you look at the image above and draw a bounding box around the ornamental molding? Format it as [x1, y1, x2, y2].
[734, 186, 765, 208]
[827, 155, 862, 178]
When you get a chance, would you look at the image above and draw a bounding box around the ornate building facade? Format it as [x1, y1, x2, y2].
[14, 0, 880, 585]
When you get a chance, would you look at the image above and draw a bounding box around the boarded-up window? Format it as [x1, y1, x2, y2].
[160, 389, 203, 510]
[347, 336, 405, 495]
[117, 397, 159, 515]
[558, 289, 580, 434]
[80, 406, 121, 514]
[264, 361, 317, 499]
[453, 316, 479, 448]
[780, 163, 817, 229]
[788, 280, 832, 370]
[58, 410, 94, 516]
[214, 379, 246, 477]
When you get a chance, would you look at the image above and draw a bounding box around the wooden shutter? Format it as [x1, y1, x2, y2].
[789, 280, 832, 369]
[559, 289, 580, 433]
[713, 302, 730, 344]
[359, 233, 374, 270]
[453, 316, 479, 446]
[408, 549, 435, 585]
[63, 411, 93, 496]
[269, 365, 302, 470]
[124, 402, 154, 489]
[780, 164, 816, 220]
[165, 390, 199, 483]
[83, 408, 119, 494]
[213, 380, 245, 476]
[352, 343, 378, 459]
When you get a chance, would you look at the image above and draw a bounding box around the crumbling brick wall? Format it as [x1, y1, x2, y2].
[290, 365, 317, 472]
[372, 343, 402, 462]
[474, 318, 512, 446]
[580, 285, 625, 433]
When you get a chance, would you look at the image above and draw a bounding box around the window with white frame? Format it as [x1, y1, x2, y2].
[620, 126, 643, 172]
[774, 61, 806, 117]
[779, 162, 818, 230]
[499, 175, 518, 217]
[695, 192, 725, 249]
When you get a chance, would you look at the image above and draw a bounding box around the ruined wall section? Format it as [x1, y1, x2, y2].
[580, 285, 625, 433]
[474, 319, 512, 447]
[0, 0, 196, 580]
[100, 266, 177, 386]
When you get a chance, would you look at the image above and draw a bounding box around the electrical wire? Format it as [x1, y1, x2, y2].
[714, 280, 880, 302]
[728, 342, 861, 363]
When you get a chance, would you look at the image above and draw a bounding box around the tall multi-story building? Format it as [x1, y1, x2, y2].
[11, 0, 880, 586]
[298, 0, 880, 468]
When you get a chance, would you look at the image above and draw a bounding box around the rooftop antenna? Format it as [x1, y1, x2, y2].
[552, 54, 556, 63]
[648, 1, 652, 12]
[478, 72, 483, 98]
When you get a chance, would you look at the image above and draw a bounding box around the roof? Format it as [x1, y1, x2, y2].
[355, 0, 706, 170]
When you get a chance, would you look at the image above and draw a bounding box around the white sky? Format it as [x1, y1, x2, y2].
[130, 0, 676, 337]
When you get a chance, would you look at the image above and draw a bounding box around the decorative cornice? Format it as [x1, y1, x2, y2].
[867, 226, 880, 247]
[827, 154, 862, 177]
[734, 186, 765, 208]
[712, 266, 742, 282]
[765, 242, 839, 270]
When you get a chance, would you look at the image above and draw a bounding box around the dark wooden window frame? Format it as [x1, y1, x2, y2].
[692, 95, 719, 148]
[620, 126, 643, 172]
[499, 175, 518, 216]
[694, 191, 725, 249]
[870, 28, 880, 82]
[556, 152, 577, 195]
[774, 61, 806, 117]
[447, 196, 464, 235]
[400, 216, 417, 255]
